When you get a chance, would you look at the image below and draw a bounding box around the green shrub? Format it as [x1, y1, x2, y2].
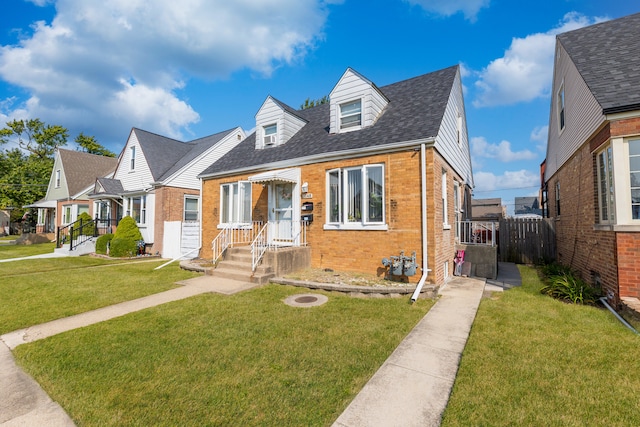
[95, 234, 113, 255]
[540, 271, 600, 305]
[114, 216, 143, 241]
[109, 237, 138, 258]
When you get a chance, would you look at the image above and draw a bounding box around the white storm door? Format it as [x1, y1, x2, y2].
[270, 182, 294, 244]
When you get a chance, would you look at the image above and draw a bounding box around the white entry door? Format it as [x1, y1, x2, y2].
[269, 182, 294, 244]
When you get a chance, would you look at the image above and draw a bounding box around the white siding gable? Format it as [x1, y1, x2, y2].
[545, 43, 605, 181]
[329, 68, 389, 134]
[164, 128, 246, 189]
[434, 68, 474, 187]
[45, 150, 69, 200]
[114, 130, 154, 192]
[255, 97, 306, 149]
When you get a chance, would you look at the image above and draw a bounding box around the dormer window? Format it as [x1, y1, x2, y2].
[263, 124, 277, 146]
[340, 100, 362, 130]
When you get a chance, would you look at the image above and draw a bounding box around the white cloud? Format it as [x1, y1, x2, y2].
[0, 0, 333, 142]
[471, 136, 537, 162]
[473, 12, 607, 107]
[530, 125, 548, 142]
[473, 169, 539, 192]
[405, 0, 489, 22]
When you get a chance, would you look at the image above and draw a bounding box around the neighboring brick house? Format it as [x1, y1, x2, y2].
[25, 148, 117, 234]
[544, 12, 640, 306]
[89, 127, 245, 257]
[199, 66, 474, 287]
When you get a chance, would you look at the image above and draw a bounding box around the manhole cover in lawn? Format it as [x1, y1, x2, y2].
[284, 293, 328, 308]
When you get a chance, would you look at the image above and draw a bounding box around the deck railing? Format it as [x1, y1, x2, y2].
[457, 220, 497, 247]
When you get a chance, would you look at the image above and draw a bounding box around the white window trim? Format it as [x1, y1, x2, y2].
[339, 99, 362, 132]
[557, 82, 565, 133]
[219, 181, 252, 227]
[125, 194, 146, 225]
[612, 137, 640, 224]
[596, 144, 615, 224]
[130, 146, 136, 171]
[184, 195, 199, 222]
[442, 170, 450, 228]
[323, 164, 388, 231]
[55, 169, 61, 188]
[263, 123, 277, 147]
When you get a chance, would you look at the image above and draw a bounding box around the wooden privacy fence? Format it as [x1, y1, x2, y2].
[499, 218, 556, 264]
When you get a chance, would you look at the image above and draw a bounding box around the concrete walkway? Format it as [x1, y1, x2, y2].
[0, 252, 67, 263]
[333, 276, 486, 427]
[1, 265, 522, 427]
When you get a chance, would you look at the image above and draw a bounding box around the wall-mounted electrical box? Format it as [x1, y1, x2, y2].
[301, 202, 314, 211]
[301, 214, 314, 222]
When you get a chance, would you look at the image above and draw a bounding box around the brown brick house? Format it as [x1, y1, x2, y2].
[543, 13, 640, 306]
[89, 127, 245, 257]
[199, 66, 474, 287]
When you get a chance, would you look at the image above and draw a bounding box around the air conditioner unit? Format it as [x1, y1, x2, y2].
[264, 134, 276, 146]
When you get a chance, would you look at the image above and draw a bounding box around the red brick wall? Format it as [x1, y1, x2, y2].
[201, 149, 462, 285]
[548, 141, 619, 304]
[617, 233, 640, 298]
[153, 186, 199, 256]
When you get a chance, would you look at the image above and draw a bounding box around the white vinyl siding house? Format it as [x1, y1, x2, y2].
[433, 68, 474, 189]
[545, 43, 605, 181]
[329, 68, 389, 134]
[255, 97, 306, 149]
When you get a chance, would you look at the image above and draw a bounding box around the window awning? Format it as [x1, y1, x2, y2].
[248, 168, 300, 184]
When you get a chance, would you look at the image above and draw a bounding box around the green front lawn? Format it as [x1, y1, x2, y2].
[0, 258, 200, 334]
[442, 265, 640, 426]
[14, 286, 433, 426]
[0, 241, 56, 259]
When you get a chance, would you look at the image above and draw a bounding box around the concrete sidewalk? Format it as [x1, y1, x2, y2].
[333, 276, 486, 427]
[0, 252, 67, 263]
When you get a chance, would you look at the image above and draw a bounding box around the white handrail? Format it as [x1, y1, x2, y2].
[212, 223, 233, 263]
[251, 222, 270, 271]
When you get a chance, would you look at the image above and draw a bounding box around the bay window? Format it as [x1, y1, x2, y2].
[326, 164, 385, 228]
[220, 181, 252, 225]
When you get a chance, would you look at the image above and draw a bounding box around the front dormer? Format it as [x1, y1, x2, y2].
[255, 96, 307, 149]
[329, 68, 389, 134]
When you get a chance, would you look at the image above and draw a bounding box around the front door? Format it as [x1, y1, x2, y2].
[269, 182, 294, 245]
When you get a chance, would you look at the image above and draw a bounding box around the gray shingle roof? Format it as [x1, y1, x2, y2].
[200, 65, 458, 177]
[58, 149, 117, 196]
[94, 177, 124, 195]
[558, 12, 640, 114]
[133, 127, 235, 182]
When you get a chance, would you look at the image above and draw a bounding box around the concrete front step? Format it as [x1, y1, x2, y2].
[210, 265, 275, 285]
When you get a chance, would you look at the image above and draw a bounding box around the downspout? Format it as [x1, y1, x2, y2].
[599, 297, 639, 335]
[411, 143, 431, 302]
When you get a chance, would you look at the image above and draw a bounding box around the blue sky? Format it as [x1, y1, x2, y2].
[1, 0, 638, 214]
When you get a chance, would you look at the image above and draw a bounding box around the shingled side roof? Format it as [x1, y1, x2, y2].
[558, 12, 640, 114]
[59, 149, 117, 196]
[200, 65, 458, 177]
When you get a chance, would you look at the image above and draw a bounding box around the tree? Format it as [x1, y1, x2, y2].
[300, 95, 329, 110]
[0, 119, 108, 211]
[0, 119, 68, 159]
[76, 132, 116, 157]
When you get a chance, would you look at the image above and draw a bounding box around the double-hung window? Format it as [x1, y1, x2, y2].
[340, 99, 362, 130]
[442, 170, 449, 227]
[55, 170, 61, 188]
[184, 196, 199, 222]
[263, 124, 277, 146]
[127, 195, 146, 225]
[220, 182, 252, 225]
[326, 164, 385, 229]
[629, 139, 640, 220]
[130, 146, 136, 171]
[596, 145, 615, 223]
[557, 84, 565, 131]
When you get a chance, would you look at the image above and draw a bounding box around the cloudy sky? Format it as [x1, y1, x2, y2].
[0, 0, 637, 213]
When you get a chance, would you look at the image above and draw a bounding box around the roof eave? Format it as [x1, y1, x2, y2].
[198, 137, 436, 180]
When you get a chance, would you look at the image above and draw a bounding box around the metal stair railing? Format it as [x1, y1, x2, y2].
[212, 222, 264, 264]
[250, 222, 271, 272]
